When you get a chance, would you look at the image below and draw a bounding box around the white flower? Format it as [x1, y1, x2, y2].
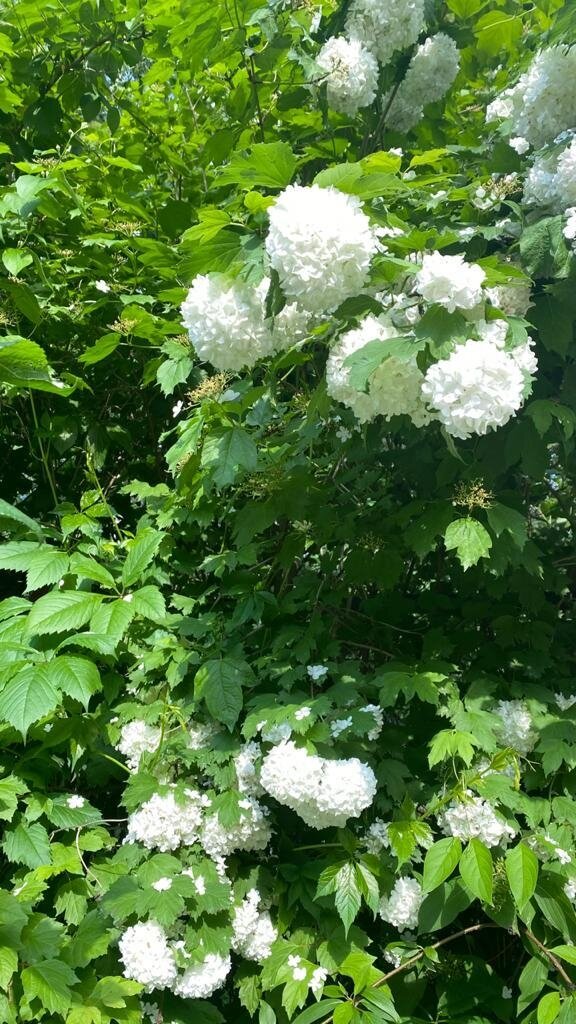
[564, 880, 576, 902]
[265, 184, 379, 313]
[195, 875, 206, 895]
[172, 400, 183, 418]
[118, 921, 177, 992]
[524, 139, 576, 211]
[261, 721, 293, 743]
[116, 720, 161, 772]
[384, 34, 460, 132]
[234, 741, 264, 796]
[295, 707, 312, 721]
[361, 703, 383, 741]
[181, 273, 276, 371]
[502, 986, 513, 999]
[486, 46, 576, 149]
[232, 889, 277, 962]
[363, 818, 390, 854]
[345, 0, 426, 66]
[288, 955, 301, 968]
[486, 280, 531, 317]
[510, 137, 530, 155]
[260, 739, 377, 829]
[438, 793, 516, 848]
[415, 252, 485, 312]
[188, 721, 216, 750]
[95, 279, 111, 293]
[555, 693, 576, 711]
[174, 954, 231, 999]
[421, 338, 528, 439]
[293, 966, 307, 981]
[307, 664, 328, 681]
[331, 717, 353, 738]
[310, 966, 328, 995]
[335, 424, 352, 442]
[379, 877, 423, 930]
[564, 207, 576, 242]
[66, 795, 85, 809]
[316, 36, 378, 115]
[152, 877, 172, 892]
[200, 796, 272, 858]
[495, 700, 536, 754]
[125, 790, 204, 852]
[326, 315, 431, 426]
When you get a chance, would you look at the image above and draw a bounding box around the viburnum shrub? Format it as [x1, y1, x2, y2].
[1, 1, 576, 1023]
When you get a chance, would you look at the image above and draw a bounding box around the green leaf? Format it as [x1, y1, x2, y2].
[423, 838, 462, 892]
[0, 775, 27, 821]
[333, 1004, 355, 1024]
[550, 946, 576, 966]
[0, 499, 43, 538]
[343, 337, 422, 392]
[201, 427, 257, 487]
[505, 843, 539, 911]
[520, 216, 573, 279]
[444, 517, 492, 570]
[3, 822, 51, 868]
[292, 1002, 342, 1024]
[25, 548, 69, 592]
[67, 910, 113, 968]
[334, 861, 362, 935]
[486, 504, 527, 549]
[122, 527, 163, 587]
[418, 877, 472, 932]
[21, 960, 79, 1015]
[538, 992, 561, 1024]
[68, 553, 116, 589]
[26, 591, 102, 636]
[475, 10, 522, 54]
[0, 947, 17, 990]
[79, 333, 121, 366]
[130, 585, 166, 621]
[259, 1001, 276, 1024]
[0, 665, 59, 737]
[459, 839, 493, 904]
[2, 248, 33, 275]
[217, 142, 296, 189]
[0, 336, 71, 393]
[194, 659, 246, 729]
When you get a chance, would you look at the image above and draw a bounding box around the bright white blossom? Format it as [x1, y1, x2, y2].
[345, 0, 426, 66]
[564, 880, 576, 902]
[200, 796, 272, 858]
[379, 877, 423, 930]
[326, 315, 431, 426]
[307, 664, 328, 681]
[152, 877, 172, 892]
[524, 139, 576, 211]
[310, 966, 328, 994]
[174, 954, 231, 998]
[331, 717, 353, 738]
[265, 184, 379, 313]
[415, 252, 485, 312]
[362, 703, 384, 740]
[66, 795, 85, 809]
[126, 790, 204, 852]
[316, 36, 378, 115]
[438, 793, 516, 847]
[510, 136, 530, 155]
[385, 34, 460, 132]
[118, 921, 177, 992]
[260, 739, 377, 829]
[495, 700, 536, 754]
[564, 207, 576, 243]
[295, 706, 312, 721]
[486, 46, 576, 149]
[95, 279, 111, 293]
[234, 741, 264, 795]
[422, 338, 529, 439]
[364, 818, 391, 854]
[555, 693, 576, 711]
[231, 889, 278, 962]
[116, 720, 161, 772]
[181, 273, 276, 371]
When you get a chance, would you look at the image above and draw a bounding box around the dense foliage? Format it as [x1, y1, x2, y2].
[1, 1, 576, 1023]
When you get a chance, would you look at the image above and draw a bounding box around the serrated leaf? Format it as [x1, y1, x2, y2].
[67, 910, 113, 968]
[44, 656, 101, 708]
[459, 839, 493, 904]
[26, 591, 102, 636]
[25, 548, 69, 592]
[122, 527, 162, 587]
[21, 959, 79, 1015]
[486, 504, 527, 549]
[3, 822, 50, 870]
[90, 599, 135, 640]
[68, 553, 116, 589]
[201, 427, 257, 487]
[0, 499, 43, 538]
[0, 665, 59, 737]
[130, 585, 166, 621]
[444, 517, 492, 570]
[334, 862, 361, 935]
[217, 142, 296, 189]
[0, 946, 17, 990]
[194, 659, 247, 729]
[423, 838, 462, 893]
[505, 843, 539, 911]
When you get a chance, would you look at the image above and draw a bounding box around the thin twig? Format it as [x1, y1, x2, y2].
[524, 928, 576, 990]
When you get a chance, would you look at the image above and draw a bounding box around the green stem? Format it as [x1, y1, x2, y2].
[29, 391, 59, 508]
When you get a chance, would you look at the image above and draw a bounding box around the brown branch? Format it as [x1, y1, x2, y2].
[524, 928, 576, 990]
[373, 922, 501, 988]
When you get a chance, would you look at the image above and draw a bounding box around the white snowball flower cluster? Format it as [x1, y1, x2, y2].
[174, 954, 231, 998]
[385, 34, 460, 132]
[415, 252, 485, 312]
[379, 877, 423, 930]
[475, 318, 538, 378]
[486, 279, 532, 317]
[125, 790, 205, 852]
[362, 703, 384, 740]
[565, 879, 576, 902]
[265, 184, 379, 313]
[345, 0, 426, 67]
[524, 138, 576, 211]
[116, 720, 161, 772]
[437, 793, 516, 848]
[326, 314, 431, 426]
[181, 274, 276, 371]
[119, 921, 178, 992]
[363, 818, 391, 854]
[486, 46, 576, 149]
[200, 796, 272, 858]
[555, 693, 576, 711]
[495, 700, 536, 754]
[231, 889, 278, 962]
[421, 338, 529, 439]
[564, 207, 576, 246]
[234, 741, 264, 795]
[316, 37, 378, 115]
[260, 739, 377, 828]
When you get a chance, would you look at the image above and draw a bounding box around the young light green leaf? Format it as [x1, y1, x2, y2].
[459, 839, 493, 904]
[444, 517, 492, 570]
[26, 591, 102, 636]
[506, 843, 539, 911]
[0, 665, 59, 737]
[21, 960, 79, 1015]
[423, 838, 462, 893]
[122, 527, 162, 587]
[3, 822, 51, 869]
